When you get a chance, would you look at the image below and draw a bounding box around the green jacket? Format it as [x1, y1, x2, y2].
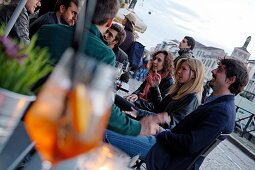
[36, 24, 115, 66]
[108, 104, 141, 136]
[36, 24, 141, 136]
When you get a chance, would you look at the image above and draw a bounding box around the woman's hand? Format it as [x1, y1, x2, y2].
[149, 73, 161, 87]
[124, 94, 138, 102]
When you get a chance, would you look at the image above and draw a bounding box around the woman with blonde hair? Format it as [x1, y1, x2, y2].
[105, 58, 206, 159]
[128, 57, 205, 126]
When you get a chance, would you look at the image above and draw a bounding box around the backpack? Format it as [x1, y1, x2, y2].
[126, 41, 145, 71]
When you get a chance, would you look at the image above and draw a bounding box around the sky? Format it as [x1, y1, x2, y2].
[132, 0, 255, 59]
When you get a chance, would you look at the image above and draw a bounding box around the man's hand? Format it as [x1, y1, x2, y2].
[123, 107, 138, 118]
[139, 114, 169, 136]
[139, 112, 171, 136]
[124, 94, 138, 102]
[139, 116, 160, 136]
[156, 112, 171, 125]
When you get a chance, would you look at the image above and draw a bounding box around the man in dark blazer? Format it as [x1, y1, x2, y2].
[29, 0, 78, 37]
[105, 58, 249, 170]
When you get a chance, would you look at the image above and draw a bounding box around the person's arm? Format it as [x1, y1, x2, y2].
[107, 104, 167, 136]
[139, 112, 170, 136]
[15, 9, 30, 44]
[133, 80, 147, 95]
[156, 105, 230, 154]
[149, 77, 174, 107]
[125, 80, 147, 102]
[136, 108, 157, 120]
[107, 104, 141, 136]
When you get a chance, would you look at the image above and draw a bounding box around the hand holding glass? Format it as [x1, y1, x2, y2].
[25, 50, 115, 168]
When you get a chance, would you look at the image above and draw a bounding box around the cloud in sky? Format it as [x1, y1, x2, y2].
[134, 0, 255, 58]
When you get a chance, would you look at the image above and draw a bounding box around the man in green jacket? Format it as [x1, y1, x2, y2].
[35, 0, 164, 136]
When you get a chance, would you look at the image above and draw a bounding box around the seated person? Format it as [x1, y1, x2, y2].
[117, 58, 204, 127]
[105, 58, 249, 170]
[120, 50, 174, 110]
[29, 0, 79, 37]
[0, 0, 41, 44]
[103, 23, 128, 64]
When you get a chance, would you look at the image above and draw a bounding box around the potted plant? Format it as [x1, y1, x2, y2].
[0, 27, 53, 151]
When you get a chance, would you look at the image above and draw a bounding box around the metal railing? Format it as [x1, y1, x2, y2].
[235, 105, 255, 137]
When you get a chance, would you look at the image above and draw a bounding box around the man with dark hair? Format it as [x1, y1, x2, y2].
[0, 0, 41, 44]
[105, 58, 249, 170]
[104, 23, 128, 63]
[36, 0, 119, 64]
[36, 0, 162, 137]
[29, 0, 79, 37]
[174, 36, 195, 67]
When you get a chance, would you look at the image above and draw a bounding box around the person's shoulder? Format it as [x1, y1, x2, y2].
[84, 35, 115, 65]
[181, 92, 200, 101]
[0, 4, 16, 11]
[116, 47, 128, 59]
[38, 24, 74, 33]
[118, 47, 128, 56]
[36, 12, 56, 20]
[181, 52, 193, 58]
[86, 31, 112, 53]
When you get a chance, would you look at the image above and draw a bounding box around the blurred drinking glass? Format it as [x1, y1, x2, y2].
[122, 61, 130, 72]
[24, 49, 115, 169]
[115, 61, 123, 79]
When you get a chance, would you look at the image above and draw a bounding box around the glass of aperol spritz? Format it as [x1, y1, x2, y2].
[24, 49, 115, 169]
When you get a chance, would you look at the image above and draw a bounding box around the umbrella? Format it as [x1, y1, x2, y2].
[114, 8, 147, 33]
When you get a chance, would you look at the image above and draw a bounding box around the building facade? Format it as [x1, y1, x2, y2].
[241, 60, 255, 102]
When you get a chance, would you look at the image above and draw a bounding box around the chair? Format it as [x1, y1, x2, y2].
[186, 132, 230, 170]
[132, 132, 230, 170]
[131, 158, 146, 170]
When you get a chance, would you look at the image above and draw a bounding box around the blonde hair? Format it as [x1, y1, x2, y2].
[169, 58, 205, 100]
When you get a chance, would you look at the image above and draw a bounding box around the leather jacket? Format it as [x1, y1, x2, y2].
[133, 77, 174, 110]
[137, 92, 201, 126]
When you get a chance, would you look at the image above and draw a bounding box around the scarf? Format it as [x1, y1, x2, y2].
[178, 48, 193, 56]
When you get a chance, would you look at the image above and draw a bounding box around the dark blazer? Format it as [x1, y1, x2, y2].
[146, 95, 236, 170]
[133, 77, 174, 110]
[29, 12, 59, 37]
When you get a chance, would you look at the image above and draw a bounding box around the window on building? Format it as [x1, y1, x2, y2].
[252, 73, 255, 79]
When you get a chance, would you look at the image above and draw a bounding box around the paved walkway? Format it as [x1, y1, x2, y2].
[201, 139, 254, 170]
[118, 78, 255, 170]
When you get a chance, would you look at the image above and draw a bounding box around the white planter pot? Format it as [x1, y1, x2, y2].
[0, 88, 36, 152]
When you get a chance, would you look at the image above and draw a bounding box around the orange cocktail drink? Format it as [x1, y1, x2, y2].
[25, 81, 111, 165]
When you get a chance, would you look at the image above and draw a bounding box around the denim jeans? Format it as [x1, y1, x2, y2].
[104, 130, 156, 160]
